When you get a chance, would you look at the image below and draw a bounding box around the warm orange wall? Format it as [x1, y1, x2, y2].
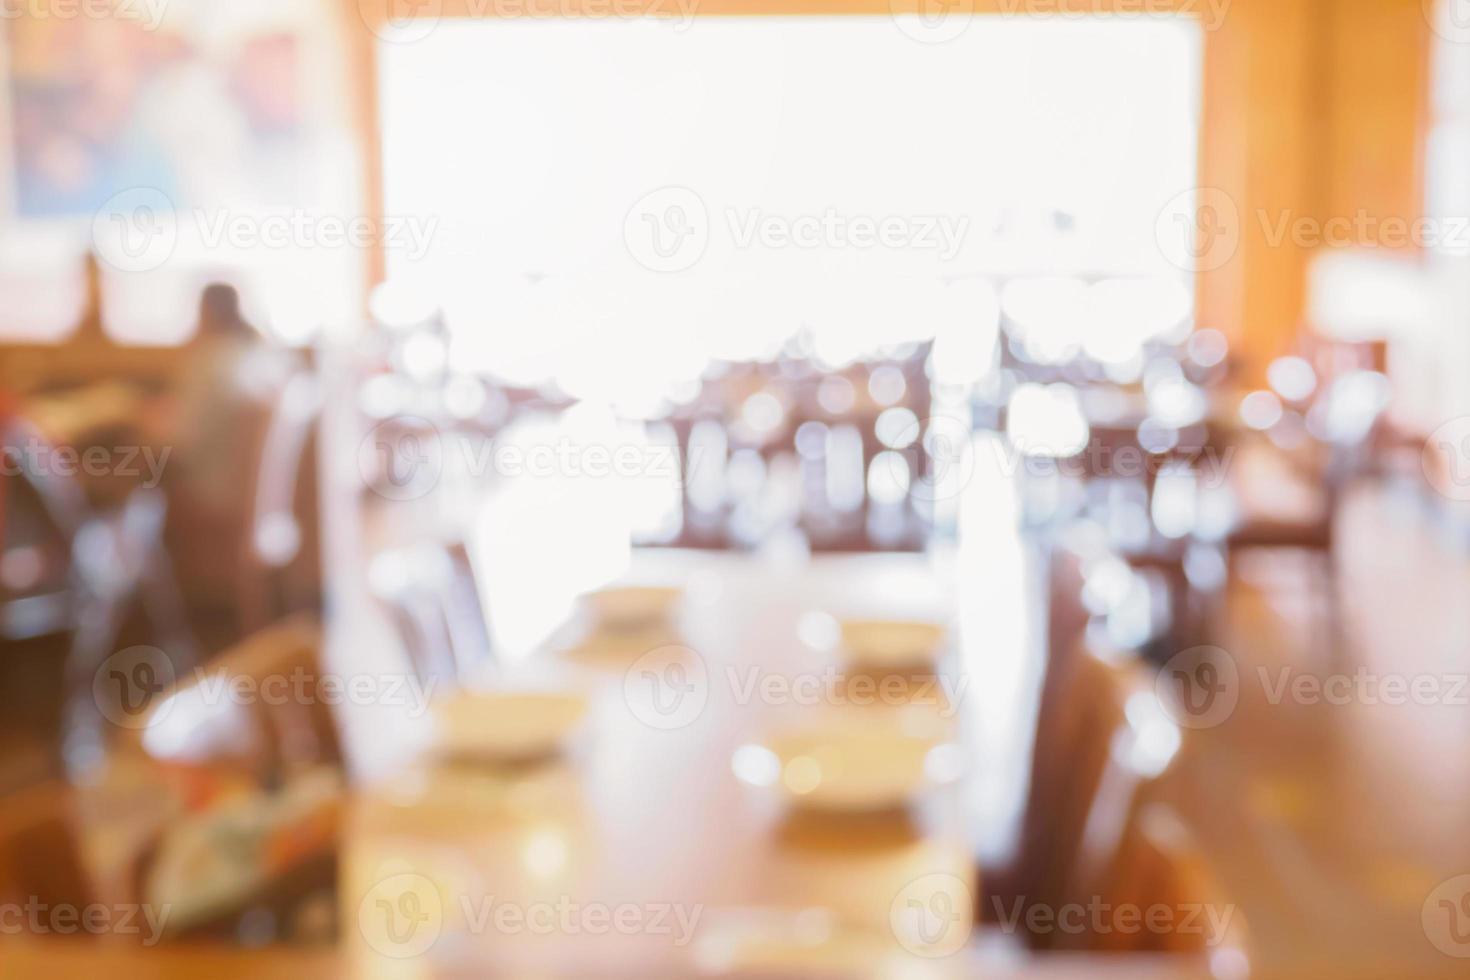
[1320, 0, 1431, 234]
[348, 0, 1432, 378]
[1199, 0, 1430, 380]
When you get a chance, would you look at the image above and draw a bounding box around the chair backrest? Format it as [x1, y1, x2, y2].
[1011, 551, 1180, 949]
[1006, 546, 1091, 906]
[370, 540, 494, 690]
[1083, 804, 1249, 967]
[1063, 660, 1183, 911]
[129, 615, 338, 783]
[658, 348, 936, 552]
[238, 371, 322, 634]
[0, 779, 93, 913]
[1028, 644, 1146, 923]
[1, 418, 93, 545]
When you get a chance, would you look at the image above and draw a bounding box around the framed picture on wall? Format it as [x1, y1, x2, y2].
[0, 1, 341, 344]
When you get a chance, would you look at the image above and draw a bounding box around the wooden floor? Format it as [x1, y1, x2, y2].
[1173, 483, 1470, 979]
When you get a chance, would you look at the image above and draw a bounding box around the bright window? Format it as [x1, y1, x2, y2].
[380, 15, 1203, 395]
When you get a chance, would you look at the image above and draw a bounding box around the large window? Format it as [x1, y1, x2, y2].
[380, 14, 1203, 396]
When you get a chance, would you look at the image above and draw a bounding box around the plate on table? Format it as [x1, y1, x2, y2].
[734, 720, 961, 814]
[694, 907, 951, 978]
[584, 585, 682, 632]
[838, 619, 948, 670]
[432, 689, 589, 764]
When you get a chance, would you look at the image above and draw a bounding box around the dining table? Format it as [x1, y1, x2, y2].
[310, 415, 1207, 977]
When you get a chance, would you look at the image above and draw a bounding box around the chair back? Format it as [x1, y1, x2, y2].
[1082, 804, 1249, 967]
[0, 779, 93, 913]
[1010, 576, 1180, 950]
[130, 615, 338, 782]
[371, 540, 494, 689]
[659, 347, 936, 552]
[238, 371, 322, 633]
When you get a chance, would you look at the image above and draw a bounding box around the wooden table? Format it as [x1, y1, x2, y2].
[343, 551, 975, 973]
[0, 937, 1209, 979]
[322, 425, 1057, 975]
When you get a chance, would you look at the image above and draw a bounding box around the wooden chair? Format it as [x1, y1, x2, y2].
[127, 614, 339, 780]
[658, 347, 936, 552]
[0, 416, 197, 779]
[1081, 804, 1250, 964]
[237, 371, 323, 636]
[1221, 433, 1344, 667]
[0, 779, 94, 916]
[979, 544, 1087, 914]
[370, 539, 494, 690]
[983, 536, 1184, 950]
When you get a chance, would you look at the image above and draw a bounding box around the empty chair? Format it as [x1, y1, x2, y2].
[982, 548, 1183, 953]
[370, 539, 494, 690]
[129, 614, 340, 779]
[0, 416, 198, 779]
[1081, 804, 1250, 968]
[0, 780, 94, 916]
[237, 371, 323, 636]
